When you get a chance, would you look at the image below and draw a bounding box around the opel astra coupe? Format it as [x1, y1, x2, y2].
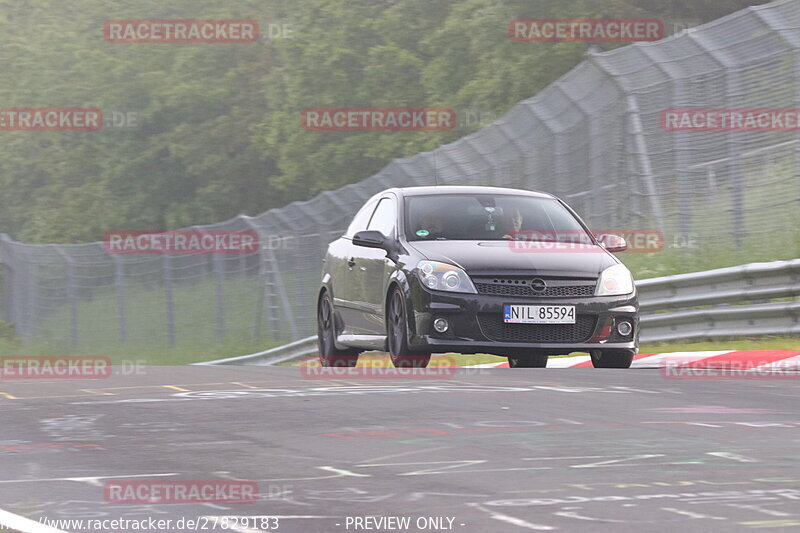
[317, 186, 638, 368]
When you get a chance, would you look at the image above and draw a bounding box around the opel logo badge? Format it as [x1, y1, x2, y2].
[530, 278, 547, 292]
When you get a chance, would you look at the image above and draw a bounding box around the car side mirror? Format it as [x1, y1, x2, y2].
[596, 233, 627, 253]
[352, 230, 388, 249]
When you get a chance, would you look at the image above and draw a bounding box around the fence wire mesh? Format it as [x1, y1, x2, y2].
[1, 0, 799, 350]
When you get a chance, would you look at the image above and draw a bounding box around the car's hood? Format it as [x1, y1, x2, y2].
[406, 240, 615, 278]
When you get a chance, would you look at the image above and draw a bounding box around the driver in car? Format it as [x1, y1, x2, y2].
[501, 208, 523, 240]
[417, 213, 447, 239]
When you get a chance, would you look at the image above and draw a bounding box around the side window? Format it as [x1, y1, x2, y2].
[345, 200, 377, 238]
[367, 198, 397, 237]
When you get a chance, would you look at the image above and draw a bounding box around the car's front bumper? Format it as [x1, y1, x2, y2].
[408, 278, 638, 355]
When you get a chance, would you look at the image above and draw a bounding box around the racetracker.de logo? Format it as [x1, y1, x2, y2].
[662, 108, 800, 132]
[507, 229, 663, 253]
[104, 230, 260, 255]
[104, 481, 258, 504]
[104, 20, 259, 43]
[661, 358, 799, 380]
[509, 18, 663, 42]
[0, 356, 111, 379]
[300, 354, 457, 379]
[0, 108, 102, 131]
[300, 108, 456, 132]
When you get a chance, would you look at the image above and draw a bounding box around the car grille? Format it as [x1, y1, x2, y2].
[473, 277, 596, 298]
[478, 314, 597, 343]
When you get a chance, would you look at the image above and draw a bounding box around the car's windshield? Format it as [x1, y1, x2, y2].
[405, 193, 593, 242]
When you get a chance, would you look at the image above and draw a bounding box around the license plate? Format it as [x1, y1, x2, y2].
[504, 304, 576, 324]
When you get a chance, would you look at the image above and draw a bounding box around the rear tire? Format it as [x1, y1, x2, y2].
[317, 291, 359, 367]
[507, 350, 548, 368]
[591, 349, 634, 368]
[387, 288, 431, 368]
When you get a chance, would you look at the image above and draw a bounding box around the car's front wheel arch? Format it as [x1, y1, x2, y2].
[317, 286, 340, 337]
[385, 270, 418, 337]
[385, 284, 430, 368]
[317, 289, 359, 366]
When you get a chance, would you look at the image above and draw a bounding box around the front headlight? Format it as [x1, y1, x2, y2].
[595, 264, 634, 296]
[416, 260, 477, 294]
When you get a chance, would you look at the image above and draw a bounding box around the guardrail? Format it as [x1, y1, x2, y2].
[637, 259, 800, 312]
[198, 259, 800, 365]
[193, 336, 317, 366]
[638, 258, 800, 342]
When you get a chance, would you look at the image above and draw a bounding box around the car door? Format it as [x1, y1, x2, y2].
[329, 199, 377, 335]
[353, 196, 398, 335]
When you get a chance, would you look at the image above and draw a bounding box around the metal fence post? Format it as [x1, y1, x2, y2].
[553, 83, 598, 225]
[520, 103, 559, 196]
[750, 5, 799, 245]
[214, 252, 225, 342]
[796, 141, 800, 220]
[239, 216, 266, 341]
[261, 251, 281, 341]
[686, 30, 739, 248]
[730, 155, 745, 249]
[0, 234, 13, 326]
[111, 254, 127, 343]
[55, 247, 78, 349]
[626, 95, 665, 234]
[252, 247, 265, 341]
[265, 246, 298, 342]
[21, 260, 33, 339]
[163, 254, 175, 347]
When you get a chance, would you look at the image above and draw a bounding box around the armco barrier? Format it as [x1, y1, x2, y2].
[638, 258, 800, 342]
[198, 259, 800, 365]
[193, 336, 318, 366]
[637, 259, 800, 311]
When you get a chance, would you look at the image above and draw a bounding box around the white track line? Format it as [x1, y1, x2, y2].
[0, 472, 179, 485]
[0, 508, 68, 533]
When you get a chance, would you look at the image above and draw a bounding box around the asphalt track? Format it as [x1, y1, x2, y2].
[1, 365, 800, 533]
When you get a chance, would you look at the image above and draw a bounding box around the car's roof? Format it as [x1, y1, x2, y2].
[380, 186, 556, 199]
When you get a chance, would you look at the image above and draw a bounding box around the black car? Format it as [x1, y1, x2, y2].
[317, 186, 638, 368]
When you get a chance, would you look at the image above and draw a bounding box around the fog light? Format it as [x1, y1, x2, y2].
[433, 318, 449, 333]
[617, 320, 633, 336]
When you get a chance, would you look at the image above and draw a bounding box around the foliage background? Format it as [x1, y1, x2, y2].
[0, 0, 771, 243]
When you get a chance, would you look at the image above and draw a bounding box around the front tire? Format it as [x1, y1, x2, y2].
[317, 291, 359, 367]
[387, 288, 430, 368]
[591, 349, 634, 368]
